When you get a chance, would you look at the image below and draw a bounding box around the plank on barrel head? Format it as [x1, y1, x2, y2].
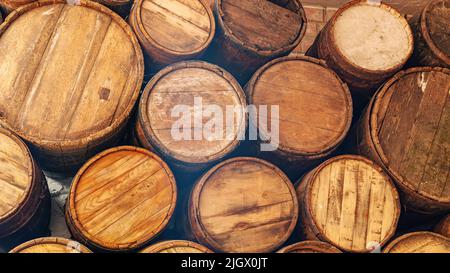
[383, 232, 450, 253]
[10, 237, 92, 253]
[140, 240, 213, 253]
[277, 241, 342, 253]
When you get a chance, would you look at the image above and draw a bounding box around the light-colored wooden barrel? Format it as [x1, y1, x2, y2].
[277, 241, 342, 253]
[0, 128, 50, 249]
[296, 155, 400, 253]
[307, 0, 413, 98]
[408, 0, 449, 68]
[356, 67, 450, 214]
[140, 240, 213, 253]
[383, 232, 450, 253]
[207, 0, 306, 83]
[134, 61, 247, 173]
[247, 55, 352, 177]
[434, 214, 450, 237]
[94, 0, 132, 17]
[0, 0, 35, 14]
[0, 0, 144, 172]
[10, 237, 92, 253]
[65, 146, 177, 252]
[189, 157, 298, 253]
[129, 0, 215, 69]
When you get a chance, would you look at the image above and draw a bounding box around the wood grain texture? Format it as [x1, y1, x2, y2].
[189, 157, 298, 253]
[0, 1, 144, 172]
[66, 146, 177, 252]
[0, 0, 35, 14]
[357, 67, 450, 214]
[140, 240, 213, 253]
[383, 232, 450, 253]
[296, 155, 400, 253]
[434, 214, 450, 237]
[277, 241, 342, 253]
[9, 237, 92, 253]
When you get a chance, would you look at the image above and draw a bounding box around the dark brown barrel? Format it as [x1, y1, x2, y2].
[140, 240, 213, 253]
[307, 0, 413, 100]
[296, 155, 400, 253]
[356, 67, 450, 214]
[0, 128, 50, 250]
[383, 232, 450, 253]
[434, 214, 450, 238]
[206, 0, 306, 83]
[9, 237, 92, 253]
[277, 241, 342, 253]
[408, 0, 449, 68]
[94, 0, 132, 17]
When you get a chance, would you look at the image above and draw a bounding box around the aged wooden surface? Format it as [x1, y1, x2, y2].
[9, 237, 92, 253]
[135, 61, 247, 173]
[65, 146, 177, 252]
[0, 1, 144, 172]
[140, 240, 213, 253]
[434, 214, 450, 237]
[189, 157, 298, 253]
[296, 155, 400, 253]
[277, 241, 342, 253]
[357, 67, 450, 214]
[383, 232, 450, 253]
[0, 0, 35, 14]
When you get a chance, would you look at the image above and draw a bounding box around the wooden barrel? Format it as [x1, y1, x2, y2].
[140, 240, 213, 253]
[206, 0, 306, 83]
[9, 237, 92, 253]
[0, 0, 35, 14]
[307, 0, 413, 99]
[277, 241, 342, 253]
[356, 67, 450, 214]
[0, 0, 144, 172]
[434, 214, 450, 237]
[94, 0, 132, 17]
[0, 128, 51, 250]
[296, 155, 400, 253]
[246, 55, 352, 178]
[65, 146, 177, 252]
[383, 232, 450, 253]
[129, 0, 215, 69]
[134, 61, 247, 173]
[408, 0, 449, 68]
[189, 157, 298, 253]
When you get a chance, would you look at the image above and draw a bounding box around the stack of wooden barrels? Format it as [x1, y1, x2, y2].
[0, 0, 448, 254]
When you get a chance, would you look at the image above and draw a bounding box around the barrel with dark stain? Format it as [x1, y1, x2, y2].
[383, 232, 450, 253]
[9, 237, 92, 253]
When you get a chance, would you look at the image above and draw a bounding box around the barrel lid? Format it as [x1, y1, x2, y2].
[139, 61, 247, 165]
[190, 157, 298, 253]
[0, 1, 143, 152]
[10, 237, 92, 253]
[422, 0, 450, 65]
[330, 0, 413, 71]
[0, 128, 34, 223]
[277, 241, 342, 253]
[67, 146, 177, 251]
[140, 240, 213, 253]
[383, 232, 450, 253]
[248, 56, 352, 156]
[303, 155, 400, 253]
[370, 67, 450, 206]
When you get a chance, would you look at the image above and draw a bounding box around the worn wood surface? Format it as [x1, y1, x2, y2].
[65, 146, 177, 252]
[383, 232, 450, 253]
[277, 241, 342, 253]
[0, 1, 144, 172]
[434, 214, 450, 237]
[9, 237, 92, 253]
[189, 157, 298, 253]
[140, 240, 213, 253]
[0, 0, 35, 14]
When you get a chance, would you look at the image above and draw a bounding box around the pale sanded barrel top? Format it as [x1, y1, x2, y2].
[332, 2, 412, 71]
[191, 157, 298, 253]
[304, 156, 400, 252]
[140, 240, 213, 253]
[10, 237, 92, 253]
[136, 0, 214, 54]
[277, 241, 342, 253]
[141, 62, 246, 164]
[371, 68, 450, 204]
[249, 57, 352, 155]
[424, 0, 450, 57]
[0, 128, 33, 221]
[67, 146, 176, 250]
[0, 2, 143, 149]
[384, 232, 450, 253]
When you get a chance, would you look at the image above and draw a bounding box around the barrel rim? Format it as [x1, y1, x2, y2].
[277, 240, 342, 253]
[9, 237, 93, 253]
[140, 240, 214, 253]
[66, 145, 177, 251]
[383, 231, 450, 253]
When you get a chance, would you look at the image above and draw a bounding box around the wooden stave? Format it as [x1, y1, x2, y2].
[277, 241, 342, 253]
[383, 232, 450, 253]
[9, 237, 92, 253]
[140, 240, 214, 253]
[434, 214, 450, 238]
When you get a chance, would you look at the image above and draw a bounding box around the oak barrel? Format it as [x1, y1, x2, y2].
[0, 0, 35, 14]
[434, 214, 450, 237]
[140, 240, 213, 253]
[0, 0, 144, 172]
[94, 0, 132, 17]
[206, 0, 306, 83]
[307, 0, 413, 98]
[189, 157, 298, 253]
[134, 61, 247, 173]
[0, 128, 51, 250]
[296, 155, 400, 253]
[383, 232, 450, 253]
[10, 237, 92, 253]
[356, 67, 450, 214]
[246, 56, 352, 177]
[408, 0, 449, 68]
[129, 0, 215, 69]
[65, 146, 177, 252]
[277, 241, 342, 253]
